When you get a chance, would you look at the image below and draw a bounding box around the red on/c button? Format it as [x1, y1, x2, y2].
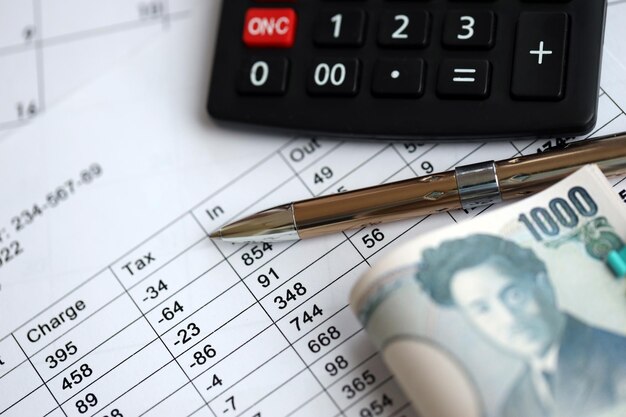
[243, 8, 297, 48]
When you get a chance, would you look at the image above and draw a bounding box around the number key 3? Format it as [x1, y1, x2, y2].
[443, 11, 495, 49]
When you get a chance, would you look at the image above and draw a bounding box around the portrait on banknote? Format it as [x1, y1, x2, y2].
[416, 234, 626, 417]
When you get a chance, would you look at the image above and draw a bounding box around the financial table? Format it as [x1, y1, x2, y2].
[1, 91, 625, 417]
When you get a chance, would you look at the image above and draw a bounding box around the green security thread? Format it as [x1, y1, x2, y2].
[607, 247, 626, 278]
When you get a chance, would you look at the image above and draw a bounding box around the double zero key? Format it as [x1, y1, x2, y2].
[307, 59, 360, 96]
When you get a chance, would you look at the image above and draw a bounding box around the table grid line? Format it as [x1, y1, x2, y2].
[33, 0, 45, 114]
[56, 336, 159, 409]
[342, 231, 372, 268]
[11, 334, 68, 417]
[0, 11, 190, 58]
[389, 144, 420, 178]
[277, 151, 317, 199]
[318, 144, 392, 196]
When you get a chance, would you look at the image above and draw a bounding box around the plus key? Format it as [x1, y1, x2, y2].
[511, 12, 569, 100]
[530, 41, 553, 65]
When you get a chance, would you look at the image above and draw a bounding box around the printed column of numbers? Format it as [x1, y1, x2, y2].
[274, 138, 416, 417]
[101, 213, 218, 417]
[193, 146, 344, 417]
[35, 213, 213, 417]
[3, 269, 138, 417]
[207, 138, 378, 417]
[46, 218, 200, 417]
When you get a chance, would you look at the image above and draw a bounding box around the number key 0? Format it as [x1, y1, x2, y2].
[238, 58, 289, 96]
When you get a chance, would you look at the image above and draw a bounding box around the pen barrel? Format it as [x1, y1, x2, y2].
[295, 171, 460, 239]
[292, 134, 626, 240]
[496, 134, 626, 200]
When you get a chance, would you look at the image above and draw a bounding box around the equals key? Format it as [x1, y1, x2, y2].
[453, 68, 477, 83]
[437, 59, 491, 98]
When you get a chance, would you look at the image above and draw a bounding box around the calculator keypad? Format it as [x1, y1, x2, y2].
[210, 0, 607, 140]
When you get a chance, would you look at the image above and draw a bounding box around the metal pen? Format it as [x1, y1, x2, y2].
[210, 133, 626, 243]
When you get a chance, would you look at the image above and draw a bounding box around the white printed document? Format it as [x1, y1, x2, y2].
[1, 1, 626, 417]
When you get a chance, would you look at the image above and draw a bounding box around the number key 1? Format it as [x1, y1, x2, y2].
[314, 9, 366, 46]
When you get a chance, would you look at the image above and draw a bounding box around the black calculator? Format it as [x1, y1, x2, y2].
[208, 1, 607, 141]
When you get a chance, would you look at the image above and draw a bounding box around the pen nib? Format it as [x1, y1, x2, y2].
[207, 204, 298, 243]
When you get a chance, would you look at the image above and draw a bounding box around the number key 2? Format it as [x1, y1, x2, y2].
[378, 11, 430, 48]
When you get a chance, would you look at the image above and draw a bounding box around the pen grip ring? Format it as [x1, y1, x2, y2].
[455, 161, 502, 210]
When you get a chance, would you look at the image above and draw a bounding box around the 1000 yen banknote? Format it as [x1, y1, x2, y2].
[351, 165, 626, 417]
